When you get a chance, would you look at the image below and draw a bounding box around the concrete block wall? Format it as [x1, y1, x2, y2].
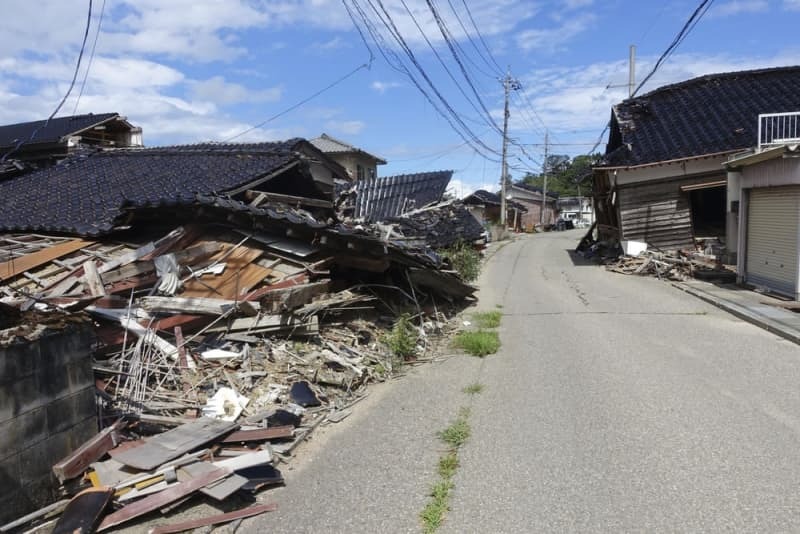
[0, 324, 96, 524]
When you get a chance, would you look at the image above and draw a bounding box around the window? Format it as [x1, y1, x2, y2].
[356, 164, 365, 181]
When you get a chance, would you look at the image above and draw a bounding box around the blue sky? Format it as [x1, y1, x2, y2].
[1, 0, 798, 196]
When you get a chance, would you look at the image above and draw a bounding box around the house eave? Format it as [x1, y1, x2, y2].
[595, 149, 741, 172]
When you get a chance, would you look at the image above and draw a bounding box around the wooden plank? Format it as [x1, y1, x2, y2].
[82, 260, 106, 297]
[52, 419, 126, 483]
[205, 314, 318, 334]
[109, 418, 238, 471]
[221, 425, 294, 443]
[97, 467, 230, 532]
[181, 244, 268, 299]
[0, 239, 92, 281]
[140, 296, 261, 316]
[260, 280, 331, 312]
[244, 272, 309, 301]
[245, 189, 333, 209]
[148, 503, 278, 534]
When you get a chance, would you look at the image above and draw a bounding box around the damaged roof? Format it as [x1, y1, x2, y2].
[462, 189, 528, 212]
[310, 133, 386, 164]
[0, 140, 331, 236]
[354, 170, 453, 222]
[603, 66, 800, 167]
[0, 113, 125, 150]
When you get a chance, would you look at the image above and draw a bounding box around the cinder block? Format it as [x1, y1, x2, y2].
[66, 359, 94, 393]
[0, 343, 38, 385]
[46, 387, 96, 435]
[0, 375, 41, 423]
[0, 406, 48, 457]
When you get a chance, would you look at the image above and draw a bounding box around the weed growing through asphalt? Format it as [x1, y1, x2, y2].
[420, 408, 472, 533]
[462, 382, 484, 395]
[472, 310, 502, 328]
[454, 330, 500, 357]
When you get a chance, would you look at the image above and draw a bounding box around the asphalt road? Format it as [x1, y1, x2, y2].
[252, 230, 800, 533]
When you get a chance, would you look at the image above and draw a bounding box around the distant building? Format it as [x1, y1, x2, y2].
[0, 113, 142, 177]
[556, 196, 593, 225]
[506, 183, 558, 230]
[310, 133, 386, 181]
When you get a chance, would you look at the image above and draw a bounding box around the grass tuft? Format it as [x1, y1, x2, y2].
[454, 330, 500, 357]
[383, 313, 418, 360]
[439, 409, 471, 448]
[472, 310, 502, 328]
[462, 382, 484, 395]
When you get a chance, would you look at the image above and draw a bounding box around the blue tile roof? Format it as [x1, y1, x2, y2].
[353, 170, 452, 222]
[0, 140, 321, 235]
[604, 66, 800, 167]
[0, 113, 121, 149]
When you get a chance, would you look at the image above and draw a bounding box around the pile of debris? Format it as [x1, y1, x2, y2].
[606, 249, 736, 282]
[0, 138, 486, 531]
[0, 222, 472, 531]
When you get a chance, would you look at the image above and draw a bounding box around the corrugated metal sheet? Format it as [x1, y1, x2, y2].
[617, 174, 725, 250]
[746, 186, 800, 296]
[354, 171, 452, 222]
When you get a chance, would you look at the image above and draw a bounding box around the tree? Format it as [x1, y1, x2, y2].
[518, 153, 600, 196]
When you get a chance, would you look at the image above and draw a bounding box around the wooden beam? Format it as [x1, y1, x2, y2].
[244, 190, 333, 209]
[52, 419, 126, 483]
[0, 239, 93, 281]
[221, 425, 294, 443]
[139, 296, 261, 316]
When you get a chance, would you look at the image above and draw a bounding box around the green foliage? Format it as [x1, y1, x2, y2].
[519, 153, 601, 197]
[438, 452, 459, 477]
[442, 241, 481, 282]
[420, 480, 453, 533]
[454, 330, 500, 357]
[462, 382, 484, 395]
[473, 310, 502, 328]
[384, 313, 418, 360]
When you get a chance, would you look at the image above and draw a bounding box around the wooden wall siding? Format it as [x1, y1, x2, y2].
[617, 174, 724, 251]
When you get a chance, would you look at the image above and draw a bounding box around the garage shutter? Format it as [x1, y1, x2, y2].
[746, 187, 800, 296]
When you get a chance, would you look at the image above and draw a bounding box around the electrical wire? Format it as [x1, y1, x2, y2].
[1, 0, 93, 162]
[633, 0, 715, 96]
[460, 0, 503, 74]
[72, 0, 106, 114]
[221, 62, 371, 143]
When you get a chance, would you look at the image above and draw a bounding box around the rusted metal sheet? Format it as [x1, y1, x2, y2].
[148, 503, 278, 534]
[52, 487, 113, 534]
[109, 418, 237, 471]
[221, 425, 294, 443]
[97, 467, 230, 531]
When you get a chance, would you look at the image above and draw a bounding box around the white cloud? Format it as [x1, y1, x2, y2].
[190, 76, 282, 104]
[371, 81, 403, 93]
[784, 0, 800, 9]
[515, 13, 595, 52]
[710, 0, 768, 17]
[446, 178, 496, 199]
[324, 120, 366, 135]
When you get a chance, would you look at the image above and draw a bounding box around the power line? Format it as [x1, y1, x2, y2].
[350, 0, 502, 161]
[633, 0, 715, 96]
[221, 62, 370, 143]
[444, 0, 503, 78]
[1, 0, 93, 163]
[460, 0, 504, 74]
[73, 0, 106, 114]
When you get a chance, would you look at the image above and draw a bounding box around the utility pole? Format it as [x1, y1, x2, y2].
[540, 130, 549, 226]
[500, 68, 520, 227]
[628, 44, 636, 97]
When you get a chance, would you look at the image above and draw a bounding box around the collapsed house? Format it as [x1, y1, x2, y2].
[0, 113, 142, 178]
[462, 189, 528, 233]
[0, 139, 477, 530]
[310, 133, 386, 181]
[592, 66, 800, 255]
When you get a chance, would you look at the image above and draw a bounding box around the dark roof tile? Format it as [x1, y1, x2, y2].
[604, 66, 800, 166]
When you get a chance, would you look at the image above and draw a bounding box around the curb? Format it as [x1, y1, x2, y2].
[672, 282, 800, 346]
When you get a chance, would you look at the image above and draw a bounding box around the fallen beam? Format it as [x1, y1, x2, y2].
[52, 419, 126, 483]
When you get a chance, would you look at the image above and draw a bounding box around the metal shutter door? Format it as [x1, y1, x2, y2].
[746, 187, 800, 296]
